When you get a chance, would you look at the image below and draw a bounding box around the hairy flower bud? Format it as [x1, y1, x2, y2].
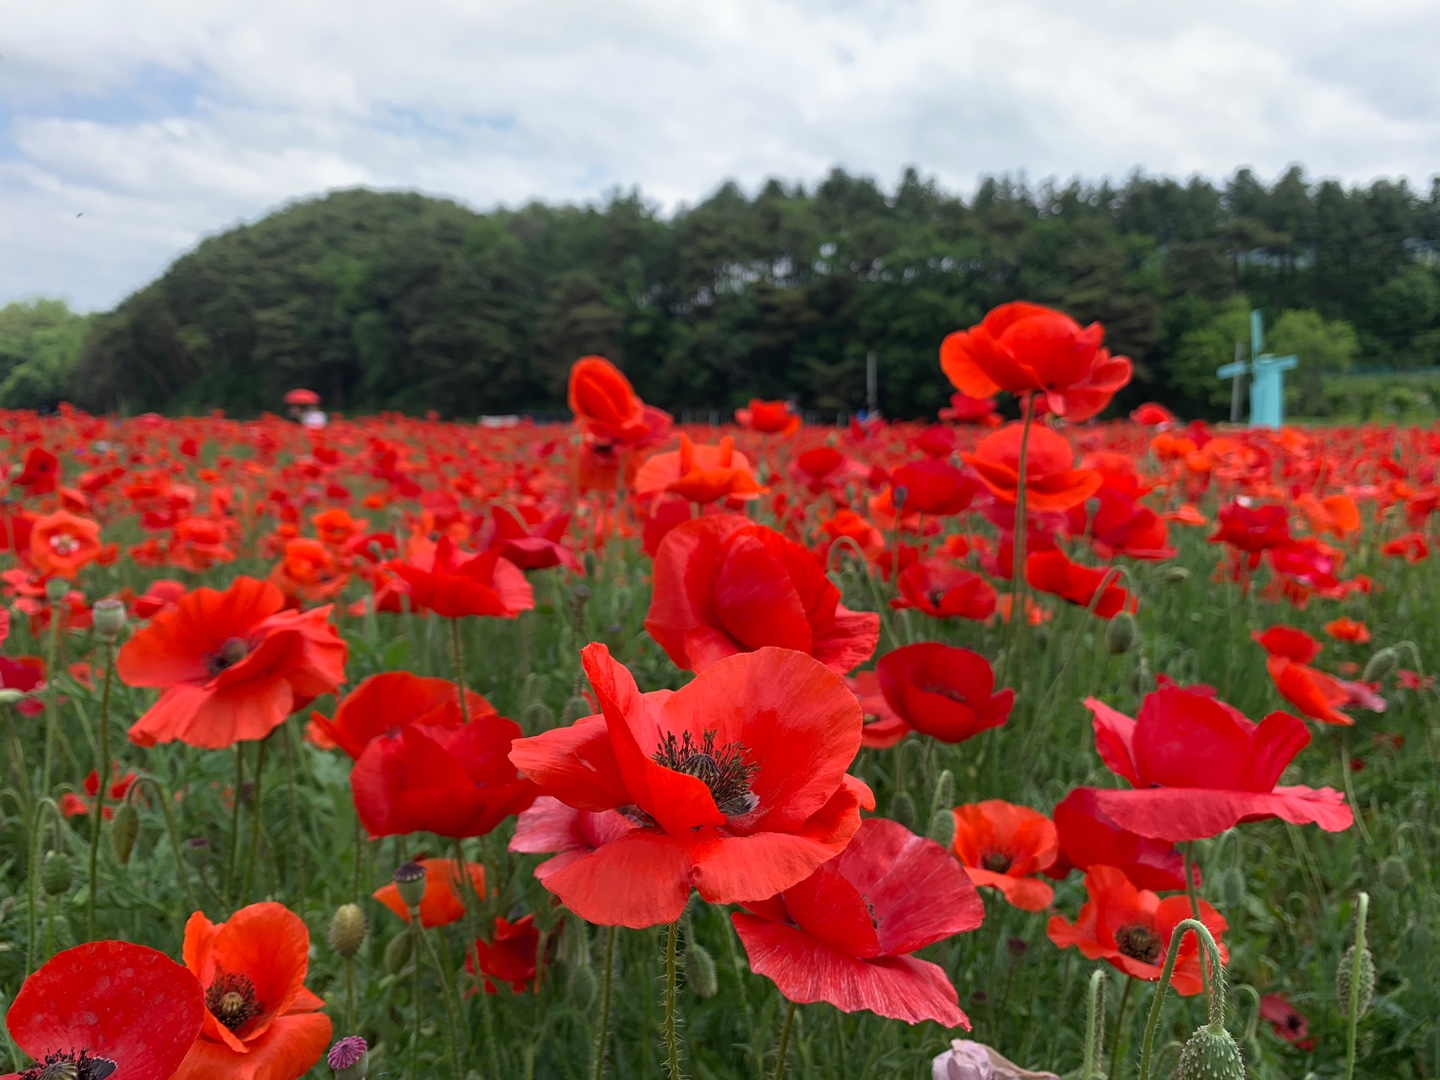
[888, 790, 918, 832]
[1162, 566, 1191, 585]
[42, 850, 73, 896]
[1105, 611, 1137, 654]
[384, 930, 414, 975]
[1335, 944, 1376, 1019]
[1378, 855, 1411, 893]
[328, 903, 368, 960]
[1361, 647, 1400, 684]
[562, 695, 594, 723]
[930, 769, 955, 821]
[928, 808, 957, 850]
[567, 959, 598, 1007]
[686, 941, 718, 999]
[1173, 1023, 1245, 1080]
[109, 801, 141, 865]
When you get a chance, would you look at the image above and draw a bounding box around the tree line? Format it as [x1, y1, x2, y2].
[9, 165, 1440, 420]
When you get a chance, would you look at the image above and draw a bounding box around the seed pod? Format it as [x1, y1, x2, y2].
[888, 791, 918, 833]
[1335, 944, 1376, 1019]
[1361, 647, 1399, 684]
[182, 837, 212, 868]
[109, 801, 141, 865]
[686, 942, 718, 999]
[327, 1035, 369, 1079]
[566, 960, 598, 1007]
[329, 903, 368, 959]
[384, 930, 414, 974]
[1162, 566, 1191, 585]
[92, 598, 128, 643]
[1105, 611, 1137, 654]
[1379, 855, 1411, 893]
[927, 808, 956, 850]
[562, 695, 594, 723]
[44, 576, 70, 603]
[1172, 1023, 1245, 1080]
[41, 850, 73, 896]
[392, 862, 427, 910]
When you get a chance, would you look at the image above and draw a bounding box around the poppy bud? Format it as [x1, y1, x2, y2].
[927, 808, 957, 849]
[1162, 566, 1191, 585]
[929, 769, 955, 818]
[384, 930, 414, 974]
[1128, 657, 1153, 695]
[1379, 855, 1411, 893]
[327, 1035, 369, 1080]
[1173, 1023, 1245, 1080]
[109, 801, 141, 865]
[1104, 612, 1137, 655]
[686, 942, 718, 999]
[567, 960, 598, 1007]
[562, 695, 594, 723]
[42, 850, 73, 895]
[92, 598, 128, 643]
[45, 576, 70, 603]
[889, 790, 918, 832]
[0, 688, 26, 705]
[1361, 647, 1400, 684]
[329, 903, 367, 960]
[393, 861, 427, 911]
[1335, 944, 1375, 1018]
[182, 837, 212, 868]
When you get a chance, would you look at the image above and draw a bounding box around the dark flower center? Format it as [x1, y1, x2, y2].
[21, 1052, 118, 1080]
[1115, 922, 1163, 965]
[927, 590, 946, 608]
[206, 971, 263, 1031]
[922, 683, 970, 705]
[981, 850, 1013, 874]
[208, 637, 250, 674]
[652, 729, 759, 817]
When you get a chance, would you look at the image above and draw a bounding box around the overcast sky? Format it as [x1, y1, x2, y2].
[3, 0, 1438, 312]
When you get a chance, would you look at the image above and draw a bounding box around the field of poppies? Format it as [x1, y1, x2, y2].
[0, 303, 1436, 1080]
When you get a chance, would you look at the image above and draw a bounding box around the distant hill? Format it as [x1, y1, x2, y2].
[68, 167, 1440, 419]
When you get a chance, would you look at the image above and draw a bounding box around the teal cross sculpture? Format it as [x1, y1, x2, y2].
[1216, 310, 1297, 428]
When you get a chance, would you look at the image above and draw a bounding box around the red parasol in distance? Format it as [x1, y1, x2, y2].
[284, 388, 321, 406]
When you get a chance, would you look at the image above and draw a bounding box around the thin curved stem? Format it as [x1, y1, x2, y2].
[414, 915, 465, 1080]
[1137, 918, 1226, 1080]
[86, 641, 115, 939]
[1183, 843, 1210, 997]
[591, 925, 618, 1080]
[1081, 968, 1104, 1080]
[1107, 976, 1132, 1080]
[128, 775, 199, 914]
[773, 999, 797, 1080]
[1343, 892, 1370, 1080]
[450, 617, 470, 723]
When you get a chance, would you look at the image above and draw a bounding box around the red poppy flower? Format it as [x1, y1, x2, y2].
[59, 767, 138, 820]
[387, 535, 534, 619]
[0, 655, 46, 716]
[2, 941, 204, 1080]
[28, 510, 104, 579]
[790, 446, 867, 495]
[1253, 626, 1385, 726]
[889, 458, 979, 516]
[892, 559, 998, 621]
[962, 424, 1102, 513]
[1046, 866, 1227, 996]
[1130, 402, 1175, 427]
[486, 505, 582, 573]
[1083, 686, 1352, 842]
[1259, 993, 1316, 1050]
[876, 643, 1013, 745]
[1024, 550, 1132, 619]
[14, 446, 59, 495]
[940, 302, 1131, 420]
[350, 711, 537, 838]
[119, 577, 347, 749]
[1380, 531, 1428, 562]
[646, 514, 879, 675]
[731, 817, 983, 1027]
[1324, 617, 1370, 643]
[308, 671, 495, 759]
[634, 434, 765, 504]
[1046, 787, 1188, 892]
[846, 669, 908, 748]
[467, 914, 542, 993]
[567, 355, 672, 447]
[509, 796, 638, 887]
[372, 857, 487, 927]
[131, 578, 188, 619]
[1209, 501, 1291, 554]
[736, 399, 801, 435]
[950, 800, 1058, 911]
[508, 643, 873, 928]
[173, 902, 332, 1080]
[1087, 490, 1175, 561]
[939, 391, 1002, 425]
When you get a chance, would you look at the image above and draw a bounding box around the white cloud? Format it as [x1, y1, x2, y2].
[2, 0, 1438, 310]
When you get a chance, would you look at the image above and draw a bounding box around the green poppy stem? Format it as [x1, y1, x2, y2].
[663, 920, 684, 1078]
[772, 999, 797, 1080]
[1343, 892, 1370, 1080]
[86, 640, 115, 939]
[591, 925, 618, 1080]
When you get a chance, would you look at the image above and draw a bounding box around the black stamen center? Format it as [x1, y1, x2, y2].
[652, 729, 759, 817]
[21, 1051, 118, 1080]
[206, 971, 263, 1031]
[981, 850, 1013, 874]
[1115, 922, 1163, 965]
[208, 637, 250, 675]
[922, 682, 970, 704]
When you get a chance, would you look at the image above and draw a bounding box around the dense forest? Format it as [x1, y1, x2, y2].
[10, 165, 1440, 420]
